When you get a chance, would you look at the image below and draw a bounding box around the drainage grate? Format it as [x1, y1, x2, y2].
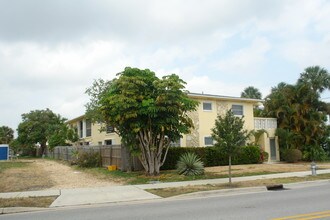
[266, 184, 285, 191]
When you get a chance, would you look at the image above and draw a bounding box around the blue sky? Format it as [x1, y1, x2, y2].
[1, 0, 330, 134]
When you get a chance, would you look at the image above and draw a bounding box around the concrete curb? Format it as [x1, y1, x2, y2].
[0, 189, 60, 199]
[168, 186, 267, 200]
[283, 179, 330, 189]
[1, 207, 48, 215]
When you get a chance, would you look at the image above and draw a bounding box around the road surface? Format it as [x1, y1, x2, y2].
[1, 182, 330, 220]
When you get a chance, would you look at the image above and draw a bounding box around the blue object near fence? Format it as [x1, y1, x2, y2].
[0, 144, 9, 160]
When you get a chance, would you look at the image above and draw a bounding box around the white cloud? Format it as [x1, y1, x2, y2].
[215, 37, 271, 76]
[281, 39, 330, 69]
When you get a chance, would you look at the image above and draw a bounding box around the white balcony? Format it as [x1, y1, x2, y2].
[254, 117, 277, 130]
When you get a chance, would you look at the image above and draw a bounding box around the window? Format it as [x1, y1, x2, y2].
[204, 136, 214, 146]
[105, 140, 112, 145]
[203, 102, 212, 111]
[86, 120, 92, 137]
[232, 104, 243, 116]
[169, 139, 181, 147]
[106, 125, 115, 133]
[79, 121, 83, 138]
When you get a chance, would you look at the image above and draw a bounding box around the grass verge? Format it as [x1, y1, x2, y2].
[0, 196, 57, 208]
[146, 173, 330, 198]
[77, 167, 282, 185]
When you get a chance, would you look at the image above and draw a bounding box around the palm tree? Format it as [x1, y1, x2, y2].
[0, 126, 14, 144]
[298, 66, 330, 93]
[241, 86, 262, 99]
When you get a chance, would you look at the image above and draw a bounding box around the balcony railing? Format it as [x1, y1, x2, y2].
[254, 117, 277, 130]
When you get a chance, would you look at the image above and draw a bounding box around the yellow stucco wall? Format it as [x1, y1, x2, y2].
[184, 96, 257, 147]
[66, 117, 121, 146]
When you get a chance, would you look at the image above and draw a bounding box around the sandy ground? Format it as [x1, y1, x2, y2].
[35, 159, 122, 189]
[0, 159, 121, 192]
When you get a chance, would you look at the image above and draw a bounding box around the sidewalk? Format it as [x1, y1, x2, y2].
[1, 169, 330, 214]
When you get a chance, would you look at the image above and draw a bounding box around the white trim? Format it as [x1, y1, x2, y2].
[231, 104, 244, 116]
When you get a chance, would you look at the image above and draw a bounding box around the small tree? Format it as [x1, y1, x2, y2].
[211, 110, 250, 185]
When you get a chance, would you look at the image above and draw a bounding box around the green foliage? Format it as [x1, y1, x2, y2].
[17, 108, 67, 156]
[48, 126, 78, 150]
[0, 126, 14, 144]
[211, 110, 250, 156]
[85, 67, 198, 175]
[241, 86, 262, 99]
[8, 139, 21, 154]
[238, 145, 262, 164]
[176, 152, 204, 176]
[283, 149, 302, 163]
[76, 151, 101, 168]
[262, 151, 269, 162]
[302, 147, 328, 162]
[162, 146, 263, 170]
[264, 66, 330, 160]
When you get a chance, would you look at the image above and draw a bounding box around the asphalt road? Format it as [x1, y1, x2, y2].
[1, 182, 330, 220]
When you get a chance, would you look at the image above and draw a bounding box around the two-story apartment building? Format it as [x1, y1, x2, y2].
[67, 92, 279, 161]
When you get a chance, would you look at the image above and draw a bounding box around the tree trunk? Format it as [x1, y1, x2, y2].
[228, 155, 232, 185]
[137, 130, 164, 176]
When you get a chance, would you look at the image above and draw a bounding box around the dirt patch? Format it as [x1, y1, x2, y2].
[0, 161, 54, 192]
[0, 159, 122, 193]
[205, 163, 330, 175]
[36, 159, 122, 189]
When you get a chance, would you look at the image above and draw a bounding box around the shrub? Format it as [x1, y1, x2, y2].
[76, 151, 101, 168]
[302, 147, 328, 162]
[237, 146, 261, 164]
[176, 152, 204, 176]
[283, 149, 302, 163]
[261, 151, 269, 163]
[162, 145, 262, 170]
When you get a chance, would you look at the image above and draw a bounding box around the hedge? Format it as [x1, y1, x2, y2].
[161, 145, 264, 170]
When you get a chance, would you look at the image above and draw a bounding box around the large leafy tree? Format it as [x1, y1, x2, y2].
[241, 86, 262, 99]
[17, 109, 67, 156]
[86, 67, 198, 175]
[264, 66, 330, 161]
[48, 124, 79, 150]
[0, 126, 14, 144]
[211, 110, 250, 184]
